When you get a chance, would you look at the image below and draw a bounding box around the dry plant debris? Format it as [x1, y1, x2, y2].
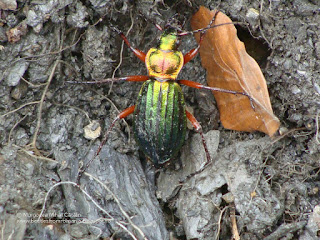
[191, 6, 280, 136]
[6, 21, 28, 43]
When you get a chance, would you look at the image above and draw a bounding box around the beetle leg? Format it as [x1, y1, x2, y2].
[112, 26, 146, 62]
[183, 11, 220, 65]
[183, 33, 205, 65]
[178, 79, 255, 109]
[77, 105, 136, 184]
[185, 110, 212, 164]
[179, 110, 212, 183]
[67, 75, 150, 84]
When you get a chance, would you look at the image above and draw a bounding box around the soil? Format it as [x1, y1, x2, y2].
[0, 0, 319, 240]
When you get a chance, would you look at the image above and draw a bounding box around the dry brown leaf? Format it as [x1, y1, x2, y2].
[191, 6, 280, 136]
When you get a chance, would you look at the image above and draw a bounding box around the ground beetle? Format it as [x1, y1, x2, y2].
[75, 11, 254, 179]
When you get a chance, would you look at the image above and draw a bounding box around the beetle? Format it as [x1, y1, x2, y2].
[75, 12, 254, 179]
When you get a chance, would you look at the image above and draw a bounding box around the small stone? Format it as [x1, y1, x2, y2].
[246, 8, 260, 29]
[291, 85, 301, 94]
[83, 120, 101, 140]
[0, 0, 17, 10]
[222, 192, 235, 203]
[6, 61, 29, 86]
[11, 82, 28, 100]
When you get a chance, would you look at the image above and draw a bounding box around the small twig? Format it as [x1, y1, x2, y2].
[84, 172, 148, 240]
[10, 31, 85, 65]
[7, 115, 27, 145]
[27, 25, 65, 152]
[38, 181, 140, 240]
[315, 110, 320, 144]
[91, 88, 131, 142]
[230, 204, 240, 240]
[28, 59, 60, 151]
[13, 144, 58, 164]
[57, 59, 79, 76]
[20, 76, 47, 88]
[52, 102, 92, 123]
[1, 28, 82, 87]
[215, 206, 228, 240]
[263, 221, 307, 240]
[0, 101, 40, 118]
[108, 10, 134, 95]
[258, 0, 272, 48]
[271, 127, 306, 144]
[251, 155, 270, 200]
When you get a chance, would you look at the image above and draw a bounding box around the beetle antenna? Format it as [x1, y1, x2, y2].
[179, 21, 247, 37]
[178, 10, 247, 37]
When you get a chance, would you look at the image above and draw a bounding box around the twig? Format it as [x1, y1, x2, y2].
[271, 127, 306, 144]
[258, 0, 272, 48]
[91, 88, 131, 142]
[315, 110, 320, 144]
[52, 102, 92, 123]
[7, 115, 27, 144]
[28, 59, 60, 151]
[38, 181, 141, 240]
[0, 101, 40, 118]
[108, 11, 133, 95]
[251, 155, 270, 200]
[9, 30, 85, 66]
[28, 25, 65, 151]
[263, 221, 307, 240]
[108, 10, 134, 96]
[20, 76, 47, 88]
[13, 144, 58, 164]
[84, 172, 148, 240]
[215, 206, 228, 240]
[230, 204, 240, 240]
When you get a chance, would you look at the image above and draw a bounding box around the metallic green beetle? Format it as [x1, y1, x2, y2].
[77, 16, 253, 171]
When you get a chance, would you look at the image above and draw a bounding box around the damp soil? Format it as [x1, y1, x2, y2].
[0, 0, 319, 239]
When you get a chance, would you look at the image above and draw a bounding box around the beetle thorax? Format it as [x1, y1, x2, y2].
[145, 33, 183, 80]
[146, 47, 184, 80]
